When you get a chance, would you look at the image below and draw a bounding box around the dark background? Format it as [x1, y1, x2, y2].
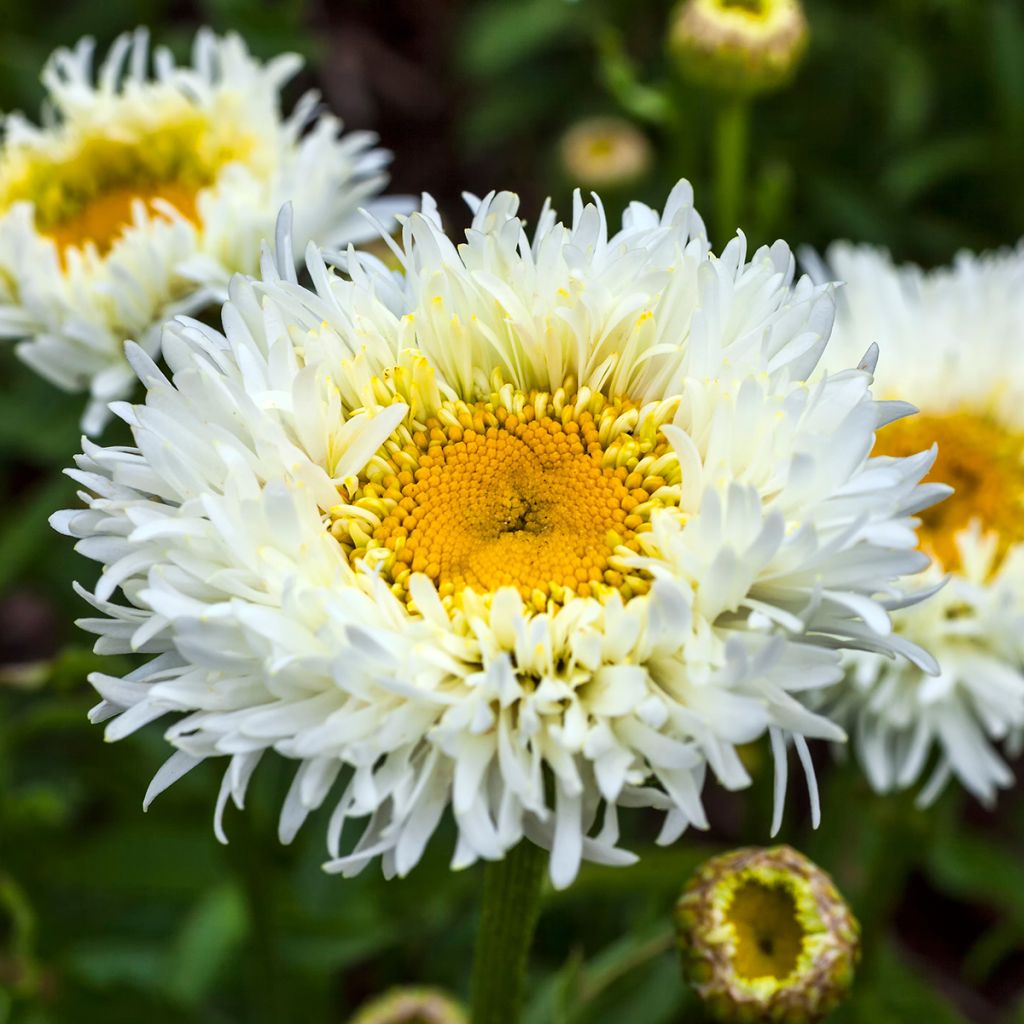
[2, 1, 1024, 1021]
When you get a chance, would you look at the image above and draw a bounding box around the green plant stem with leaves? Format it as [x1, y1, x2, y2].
[713, 95, 751, 245]
[470, 842, 547, 1024]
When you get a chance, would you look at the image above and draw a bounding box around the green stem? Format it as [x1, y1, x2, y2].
[470, 842, 547, 1024]
[713, 96, 750, 245]
[667, 80, 698, 189]
[229, 815, 282, 1024]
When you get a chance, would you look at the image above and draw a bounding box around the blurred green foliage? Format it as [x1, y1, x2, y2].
[1, 0, 1024, 1022]
[453, 0, 1024, 257]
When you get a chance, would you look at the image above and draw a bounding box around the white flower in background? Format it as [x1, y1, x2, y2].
[808, 243, 1024, 805]
[54, 183, 940, 889]
[0, 28, 403, 434]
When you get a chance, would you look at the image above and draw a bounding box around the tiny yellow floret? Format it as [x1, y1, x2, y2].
[330, 384, 682, 610]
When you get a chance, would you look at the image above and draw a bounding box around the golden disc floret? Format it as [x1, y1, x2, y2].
[329, 384, 682, 611]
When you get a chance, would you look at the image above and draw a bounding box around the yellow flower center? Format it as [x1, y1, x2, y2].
[330, 389, 681, 611]
[874, 410, 1024, 572]
[0, 112, 255, 259]
[43, 180, 200, 257]
[727, 880, 804, 981]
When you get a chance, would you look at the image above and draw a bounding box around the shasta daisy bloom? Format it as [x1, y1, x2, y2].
[675, 846, 859, 1023]
[53, 182, 941, 889]
[0, 28, 401, 434]
[808, 243, 1024, 805]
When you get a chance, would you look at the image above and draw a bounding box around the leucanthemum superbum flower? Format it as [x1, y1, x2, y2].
[807, 243, 1024, 805]
[668, 0, 809, 97]
[53, 183, 942, 888]
[0, 28, 402, 433]
[675, 846, 859, 1023]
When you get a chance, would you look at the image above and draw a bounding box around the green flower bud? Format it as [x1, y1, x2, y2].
[668, 0, 809, 97]
[675, 846, 859, 1024]
[558, 117, 653, 190]
[348, 987, 468, 1024]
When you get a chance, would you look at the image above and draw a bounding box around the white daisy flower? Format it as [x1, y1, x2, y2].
[808, 242, 1024, 805]
[0, 28, 403, 434]
[53, 184, 940, 888]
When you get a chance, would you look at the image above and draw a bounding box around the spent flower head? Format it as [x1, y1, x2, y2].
[54, 182, 941, 888]
[675, 845, 859, 1023]
[669, 0, 809, 97]
[0, 28, 403, 433]
[807, 243, 1024, 807]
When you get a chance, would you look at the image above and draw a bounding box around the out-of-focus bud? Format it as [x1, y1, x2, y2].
[668, 0, 809, 97]
[348, 987, 468, 1024]
[675, 846, 859, 1023]
[558, 116, 653, 190]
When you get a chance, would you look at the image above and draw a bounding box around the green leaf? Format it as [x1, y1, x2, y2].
[164, 883, 249, 1007]
[881, 134, 991, 203]
[523, 947, 583, 1024]
[0, 473, 77, 593]
[835, 938, 970, 1024]
[963, 919, 1024, 986]
[926, 829, 1024, 929]
[458, 0, 584, 79]
[989, 0, 1024, 141]
[65, 940, 167, 991]
[596, 29, 674, 125]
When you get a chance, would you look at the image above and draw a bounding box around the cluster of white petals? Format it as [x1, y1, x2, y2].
[0, 28, 402, 433]
[55, 185, 942, 887]
[808, 243, 1024, 805]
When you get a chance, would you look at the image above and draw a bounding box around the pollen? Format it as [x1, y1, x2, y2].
[329, 386, 682, 610]
[874, 410, 1024, 573]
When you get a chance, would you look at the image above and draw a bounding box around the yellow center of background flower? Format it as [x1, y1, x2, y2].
[331, 391, 681, 611]
[874, 410, 1024, 572]
[43, 180, 201, 256]
[727, 880, 804, 981]
[0, 112, 255, 260]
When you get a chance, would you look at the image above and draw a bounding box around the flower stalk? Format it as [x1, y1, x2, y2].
[469, 842, 547, 1024]
[713, 96, 750, 244]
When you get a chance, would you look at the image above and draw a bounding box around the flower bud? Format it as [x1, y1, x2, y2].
[348, 987, 468, 1024]
[668, 0, 809, 97]
[559, 117, 653, 190]
[675, 846, 859, 1023]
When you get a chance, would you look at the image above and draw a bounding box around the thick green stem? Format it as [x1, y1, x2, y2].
[713, 96, 750, 244]
[470, 842, 547, 1024]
